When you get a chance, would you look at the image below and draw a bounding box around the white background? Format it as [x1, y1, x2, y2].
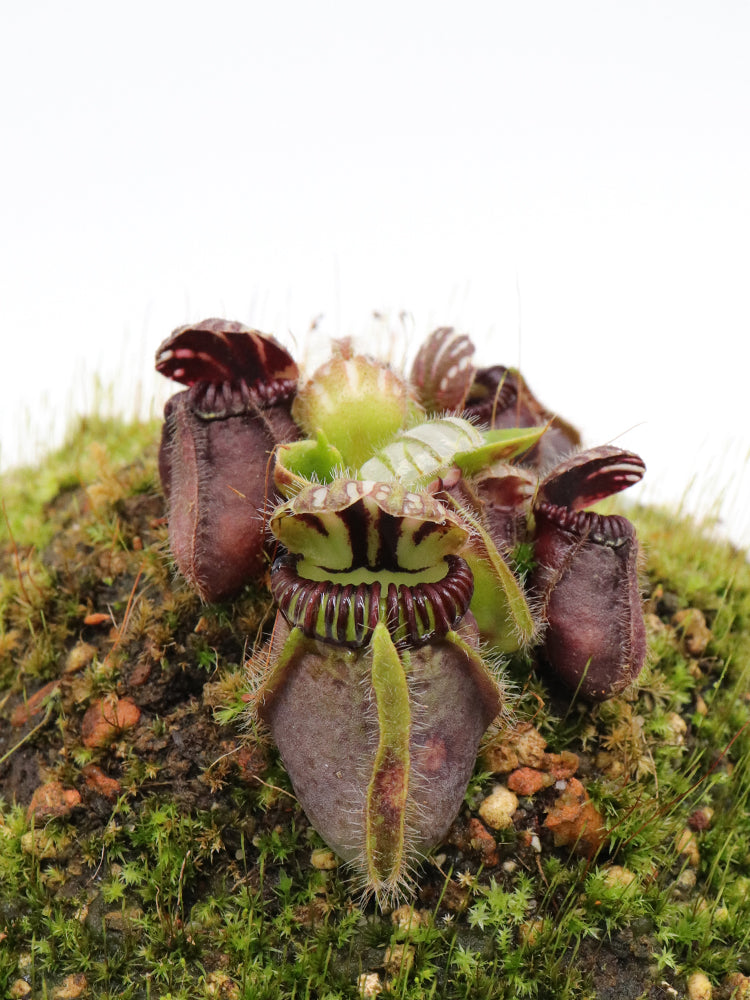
[2, 2, 749, 548]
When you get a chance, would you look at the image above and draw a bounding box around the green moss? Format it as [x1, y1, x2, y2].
[0, 414, 160, 550]
[1, 417, 750, 998]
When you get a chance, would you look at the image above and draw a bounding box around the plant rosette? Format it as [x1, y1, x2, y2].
[155, 322, 648, 904]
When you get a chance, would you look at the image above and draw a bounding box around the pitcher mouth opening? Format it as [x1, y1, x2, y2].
[535, 502, 634, 548]
[271, 552, 474, 649]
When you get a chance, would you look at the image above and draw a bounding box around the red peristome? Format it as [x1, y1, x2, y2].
[271, 553, 474, 648]
[155, 318, 298, 402]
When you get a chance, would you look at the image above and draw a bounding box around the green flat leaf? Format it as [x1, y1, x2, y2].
[274, 431, 345, 496]
[366, 623, 411, 893]
[454, 426, 547, 477]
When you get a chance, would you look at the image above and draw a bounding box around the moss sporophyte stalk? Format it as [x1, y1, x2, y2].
[155, 321, 647, 904]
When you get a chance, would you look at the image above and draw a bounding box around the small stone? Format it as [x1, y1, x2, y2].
[544, 778, 605, 858]
[81, 764, 122, 801]
[81, 695, 141, 748]
[603, 865, 637, 890]
[665, 711, 687, 744]
[540, 751, 580, 780]
[675, 828, 701, 867]
[725, 973, 750, 999]
[507, 767, 554, 797]
[686, 971, 712, 1000]
[27, 781, 81, 821]
[478, 784, 518, 830]
[481, 741, 519, 774]
[467, 818, 499, 866]
[673, 868, 697, 894]
[513, 724, 547, 767]
[357, 973, 383, 998]
[658, 984, 679, 998]
[64, 642, 97, 674]
[52, 973, 88, 999]
[9, 981, 31, 999]
[391, 905, 428, 932]
[383, 943, 415, 976]
[310, 848, 339, 870]
[672, 608, 711, 657]
[11, 681, 61, 727]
